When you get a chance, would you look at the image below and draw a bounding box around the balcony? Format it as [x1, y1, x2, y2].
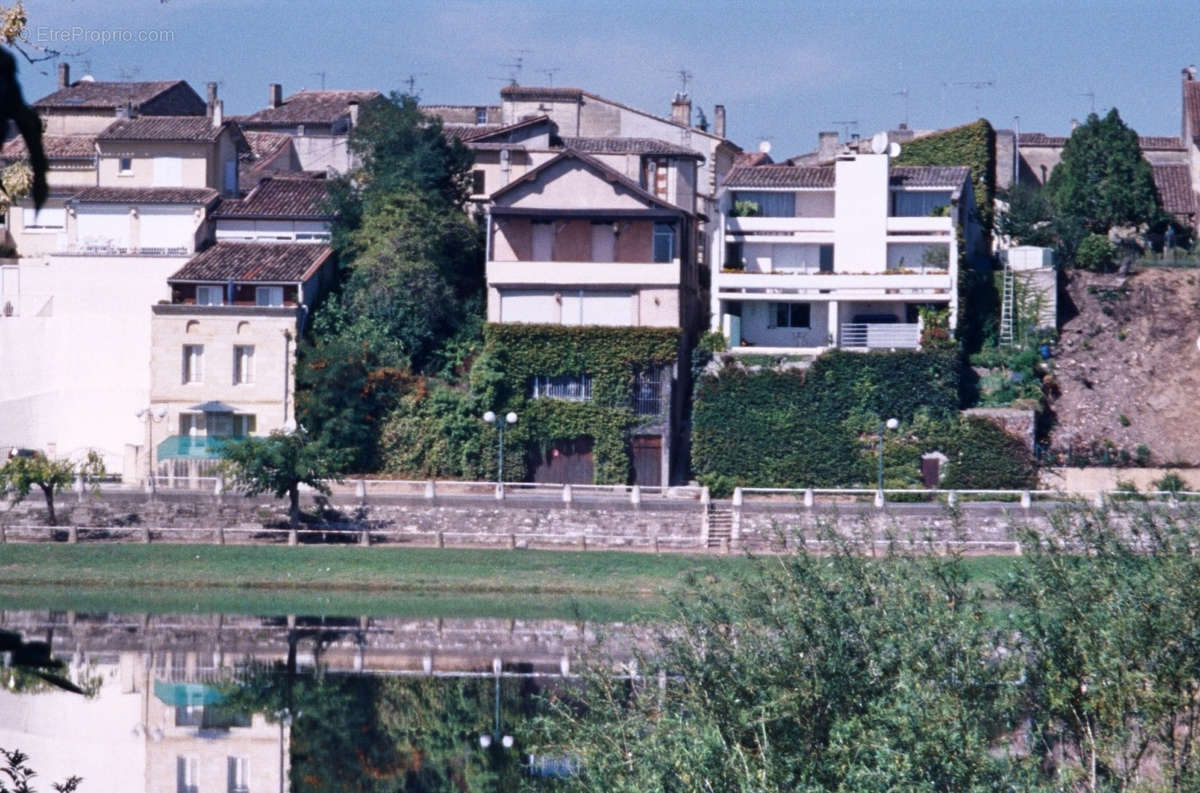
[487, 259, 679, 287]
[840, 322, 921, 349]
[57, 244, 192, 257]
[725, 216, 834, 235]
[714, 270, 952, 298]
[885, 216, 954, 236]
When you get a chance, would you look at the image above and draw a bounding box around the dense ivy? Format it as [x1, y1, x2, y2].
[895, 119, 996, 233]
[690, 349, 1040, 491]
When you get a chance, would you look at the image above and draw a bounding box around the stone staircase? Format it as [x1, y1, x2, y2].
[706, 504, 733, 550]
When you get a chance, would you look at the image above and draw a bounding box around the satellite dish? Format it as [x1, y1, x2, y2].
[870, 131, 888, 154]
[758, 139, 772, 154]
[80, 74, 95, 82]
[888, 141, 901, 158]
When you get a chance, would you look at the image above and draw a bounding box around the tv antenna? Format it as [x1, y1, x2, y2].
[116, 65, 141, 81]
[402, 72, 428, 95]
[951, 80, 994, 115]
[500, 49, 532, 85]
[537, 67, 561, 85]
[1081, 89, 1096, 114]
[311, 71, 327, 90]
[893, 87, 909, 127]
[831, 120, 859, 139]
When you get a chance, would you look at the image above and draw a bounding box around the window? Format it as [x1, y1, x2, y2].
[530, 374, 592, 402]
[176, 757, 199, 793]
[770, 303, 811, 329]
[195, 285, 223, 306]
[233, 345, 254, 385]
[255, 286, 283, 306]
[731, 190, 796, 217]
[223, 159, 238, 197]
[475, 106, 488, 125]
[531, 222, 554, 261]
[182, 345, 204, 384]
[891, 190, 952, 217]
[590, 222, 615, 262]
[228, 757, 250, 793]
[652, 222, 676, 263]
[471, 169, 485, 195]
[118, 156, 132, 173]
[180, 413, 202, 436]
[632, 369, 663, 415]
[233, 414, 256, 437]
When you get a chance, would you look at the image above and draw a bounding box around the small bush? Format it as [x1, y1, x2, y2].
[1154, 471, 1186, 495]
[1118, 413, 1131, 427]
[1076, 233, 1117, 272]
[1135, 444, 1151, 466]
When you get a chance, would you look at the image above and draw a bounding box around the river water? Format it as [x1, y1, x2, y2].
[0, 595, 648, 792]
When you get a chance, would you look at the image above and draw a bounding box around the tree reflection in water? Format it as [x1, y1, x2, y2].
[223, 629, 546, 792]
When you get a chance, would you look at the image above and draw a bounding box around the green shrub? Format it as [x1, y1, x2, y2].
[1154, 471, 1186, 495]
[1135, 444, 1151, 466]
[894, 119, 996, 233]
[1075, 233, 1117, 272]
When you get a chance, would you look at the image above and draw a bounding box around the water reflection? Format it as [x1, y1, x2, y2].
[0, 608, 641, 792]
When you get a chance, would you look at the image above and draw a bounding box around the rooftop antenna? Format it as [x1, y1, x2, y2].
[311, 71, 327, 90]
[500, 49, 532, 85]
[402, 72, 428, 95]
[676, 68, 693, 95]
[831, 120, 859, 140]
[1081, 89, 1096, 114]
[952, 80, 995, 115]
[116, 65, 141, 81]
[893, 87, 909, 127]
[537, 67, 561, 86]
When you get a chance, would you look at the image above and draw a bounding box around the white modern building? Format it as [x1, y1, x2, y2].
[710, 152, 985, 353]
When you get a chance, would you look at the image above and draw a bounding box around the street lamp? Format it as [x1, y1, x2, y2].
[135, 405, 168, 493]
[483, 410, 517, 498]
[876, 417, 899, 505]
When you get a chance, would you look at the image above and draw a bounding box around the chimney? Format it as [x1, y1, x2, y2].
[714, 104, 726, 138]
[671, 92, 691, 126]
[211, 99, 223, 128]
[269, 83, 283, 109]
[1185, 64, 1198, 82]
[206, 81, 218, 114]
[348, 100, 360, 128]
[115, 100, 133, 120]
[57, 62, 69, 89]
[818, 131, 839, 161]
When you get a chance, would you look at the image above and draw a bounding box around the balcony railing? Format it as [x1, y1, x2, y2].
[840, 323, 920, 349]
[60, 244, 192, 256]
[487, 259, 679, 286]
[725, 216, 834, 234]
[715, 271, 952, 296]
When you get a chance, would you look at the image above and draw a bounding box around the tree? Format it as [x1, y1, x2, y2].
[531, 538, 1022, 792]
[1045, 109, 1160, 238]
[997, 183, 1057, 247]
[220, 429, 346, 527]
[0, 748, 80, 793]
[0, 451, 103, 526]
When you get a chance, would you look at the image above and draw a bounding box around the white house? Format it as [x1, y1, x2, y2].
[711, 152, 983, 353]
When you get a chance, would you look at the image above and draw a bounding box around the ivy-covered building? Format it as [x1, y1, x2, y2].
[711, 150, 986, 354]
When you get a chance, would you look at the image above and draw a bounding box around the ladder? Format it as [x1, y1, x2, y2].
[999, 257, 1015, 348]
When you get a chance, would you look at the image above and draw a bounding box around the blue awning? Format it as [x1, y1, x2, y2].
[156, 435, 229, 460]
[153, 680, 225, 707]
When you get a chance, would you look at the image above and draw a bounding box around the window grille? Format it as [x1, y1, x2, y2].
[531, 374, 592, 401]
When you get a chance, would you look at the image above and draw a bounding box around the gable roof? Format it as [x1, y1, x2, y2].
[1139, 136, 1186, 151]
[562, 137, 705, 159]
[889, 165, 971, 188]
[169, 242, 333, 284]
[2, 135, 95, 161]
[34, 80, 203, 113]
[215, 177, 330, 219]
[68, 186, 220, 205]
[97, 116, 233, 144]
[240, 90, 382, 126]
[488, 147, 690, 214]
[1152, 163, 1196, 216]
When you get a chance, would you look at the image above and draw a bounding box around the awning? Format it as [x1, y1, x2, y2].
[188, 401, 236, 413]
[153, 679, 225, 707]
[156, 435, 228, 460]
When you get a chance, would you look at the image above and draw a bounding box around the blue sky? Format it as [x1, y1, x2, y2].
[17, 0, 1200, 157]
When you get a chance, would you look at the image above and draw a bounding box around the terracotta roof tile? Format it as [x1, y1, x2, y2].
[69, 186, 219, 204]
[889, 165, 971, 188]
[724, 165, 834, 188]
[97, 116, 229, 143]
[1019, 132, 1069, 147]
[2, 135, 94, 161]
[1139, 136, 1186, 151]
[500, 86, 585, 101]
[733, 151, 773, 167]
[1152, 163, 1196, 216]
[215, 177, 330, 219]
[241, 90, 381, 126]
[561, 137, 704, 159]
[170, 242, 332, 283]
[34, 79, 198, 110]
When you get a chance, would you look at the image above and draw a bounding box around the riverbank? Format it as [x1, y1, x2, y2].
[0, 545, 1018, 609]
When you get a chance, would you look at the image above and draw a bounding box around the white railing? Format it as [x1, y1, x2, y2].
[715, 271, 951, 295]
[487, 259, 679, 286]
[725, 216, 834, 234]
[839, 323, 920, 348]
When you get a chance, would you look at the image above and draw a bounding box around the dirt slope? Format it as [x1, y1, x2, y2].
[1048, 268, 1200, 465]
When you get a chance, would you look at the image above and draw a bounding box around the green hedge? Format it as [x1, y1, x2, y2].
[692, 350, 999, 490]
[894, 119, 996, 233]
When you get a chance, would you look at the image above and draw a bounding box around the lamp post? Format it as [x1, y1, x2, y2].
[135, 405, 168, 493]
[479, 657, 513, 750]
[483, 411, 517, 499]
[876, 417, 899, 507]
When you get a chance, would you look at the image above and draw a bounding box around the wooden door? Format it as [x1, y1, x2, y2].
[921, 456, 941, 488]
[531, 437, 595, 485]
[631, 435, 662, 488]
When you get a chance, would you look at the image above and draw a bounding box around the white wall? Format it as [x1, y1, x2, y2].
[833, 155, 889, 274]
[742, 242, 824, 273]
[737, 300, 830, 347]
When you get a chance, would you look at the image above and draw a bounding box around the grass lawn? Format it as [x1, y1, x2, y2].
[0, 545, 1021, 619]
